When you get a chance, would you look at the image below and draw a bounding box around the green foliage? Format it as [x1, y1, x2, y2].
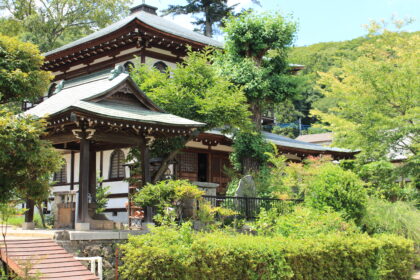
[196, 200, 238, 228]
[130, 49, 251, 181]
[0, 35, 52, 104]
[216, 11, 301, 129]
[254, 206, 359, 238]
[120, 224, 414, 280]
[305, 162, 367, 223]
[230, 131, 273, 173]
[133, 180, 204, 218]
[95, 177, 110, 214]
[131, 48, 250, 131]
[162, 0, 254, 37]
[272, 125, 299, 138]
[0, 0, 130, 52]
[361, 198, 420, 245]
[0, 111, 62, 203]
[1, 213, 43, 228]
[312, 29, 420, 174]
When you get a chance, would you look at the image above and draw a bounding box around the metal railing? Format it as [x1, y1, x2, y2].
[200, 195, 302, 220]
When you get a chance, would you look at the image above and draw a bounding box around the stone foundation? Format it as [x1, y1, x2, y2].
[56, 239, 122, 280]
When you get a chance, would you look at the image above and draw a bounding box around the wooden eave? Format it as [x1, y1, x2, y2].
[43, 18, 212, 72]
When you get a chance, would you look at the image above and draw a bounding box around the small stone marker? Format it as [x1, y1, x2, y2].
[235, 175, 256, 197]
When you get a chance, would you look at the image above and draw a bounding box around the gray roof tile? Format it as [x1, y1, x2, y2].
[24, 71, 204, 127]
[44, 11, 223, 57]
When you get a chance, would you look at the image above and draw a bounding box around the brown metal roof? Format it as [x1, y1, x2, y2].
[0, 239, 98, 280]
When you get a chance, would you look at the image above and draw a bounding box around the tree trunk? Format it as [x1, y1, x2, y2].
[151, 134, 195, 184]
[36, 203, 46, 228]
[250, 102, 263, 131]
[204, 7, 213, 37]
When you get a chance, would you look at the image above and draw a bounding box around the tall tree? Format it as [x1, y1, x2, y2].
[312, 23, 419, 178]
[130, 48, 251, 182]
[0, 0, 130, 52]
[162, 0, 260, 37]
[0, 34, 51, 104]
[216, 11, 300, 131]
[0, 35, 62, 203]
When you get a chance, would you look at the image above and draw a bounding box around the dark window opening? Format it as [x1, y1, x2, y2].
[109, 149, 126, 179]
[124, 61, 135, 72]
[197, 153, 208, 182]
[53, 159, 67, 184]
[153, 61, 168, 73]
[48, 83, 57, 97]
[112, 211, 118, 216]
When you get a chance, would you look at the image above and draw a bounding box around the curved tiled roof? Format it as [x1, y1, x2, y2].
[24, 69, 205, 128]
[44, 10, 223, 57]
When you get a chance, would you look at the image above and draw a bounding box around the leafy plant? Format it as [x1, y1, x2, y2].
[95, 176, 111, 214]
[305, 162, 367, 223]
[120, 224, 414, 280]
[361, 198, 420, 244]
[196, 200, 238, 227]
[254, 206, 359, 238]
[134, 180, 204, 219]
[230, 131, 273, 173]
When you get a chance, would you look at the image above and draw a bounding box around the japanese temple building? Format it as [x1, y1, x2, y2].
[23, 3, 357, 228]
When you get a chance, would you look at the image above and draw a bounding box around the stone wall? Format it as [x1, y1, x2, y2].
[56, 240, 126, 280]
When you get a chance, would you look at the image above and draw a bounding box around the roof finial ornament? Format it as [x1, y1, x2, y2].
[108, 65, 124, 81]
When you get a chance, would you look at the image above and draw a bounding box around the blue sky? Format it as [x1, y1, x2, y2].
[146, 0, 420, 46]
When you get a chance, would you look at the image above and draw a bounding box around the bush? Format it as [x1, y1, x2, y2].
[133, 180, 203, 217]
[306, 163, 367, 223]
[120, 225, 414, 280]
[361, 198, 420, 244]
[254, 206, 359, 238]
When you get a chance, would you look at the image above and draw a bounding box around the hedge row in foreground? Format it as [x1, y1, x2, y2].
[120, 227, 414, 280]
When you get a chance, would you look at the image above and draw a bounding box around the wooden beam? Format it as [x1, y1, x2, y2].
[92, 132, 141, 145]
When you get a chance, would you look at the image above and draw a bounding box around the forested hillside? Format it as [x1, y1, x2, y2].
[282, 31, 419, 132]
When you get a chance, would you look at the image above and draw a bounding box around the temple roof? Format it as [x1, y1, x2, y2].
[44, 9, 223, 57]
[262, 131, 354, 154]
[203, 130, 357, 157]
[24, 68, 205, 128]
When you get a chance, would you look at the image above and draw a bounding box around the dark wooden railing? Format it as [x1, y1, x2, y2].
[200, 195, 303, 220]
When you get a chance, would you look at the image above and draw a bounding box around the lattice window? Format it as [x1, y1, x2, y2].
[53, 160, 67, 183]
[109, 149, 126, 179]
[179, 152, 197, 173]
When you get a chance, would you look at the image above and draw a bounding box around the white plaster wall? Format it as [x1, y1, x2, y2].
[50, 148, 132, 223]
[104, 212, 128, 224]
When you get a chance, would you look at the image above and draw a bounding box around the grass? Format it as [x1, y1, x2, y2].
[1, 214, 44, 228]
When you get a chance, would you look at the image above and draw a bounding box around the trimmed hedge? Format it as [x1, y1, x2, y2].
[120, 227, 414, 280]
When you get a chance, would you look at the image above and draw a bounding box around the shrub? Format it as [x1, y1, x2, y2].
[254, 206, 359, 238]
[305, 163, 367, 223]
[361, 198, 420, 244]
[120, 225, 414, 280]
[133, 180, 203, 217]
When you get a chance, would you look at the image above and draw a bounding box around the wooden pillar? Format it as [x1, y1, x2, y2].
[89, 149, 96, 202]
[140, 136, 152, 223]
[24, 199, 34, 223]
[70, 151, 75, 190]
[78, 137, 90, 223]
[140, 137, 151, 186]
